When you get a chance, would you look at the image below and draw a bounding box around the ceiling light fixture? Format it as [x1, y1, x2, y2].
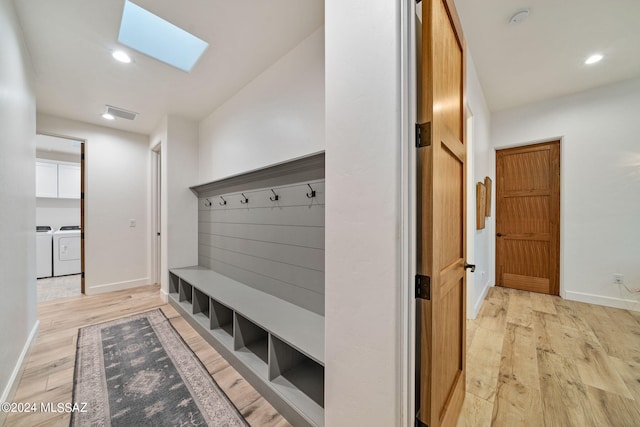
[112, 50, 131, 63]
[585, 54, 603, 65]
[509, 9, 530, 24]
[101, 113, 115, 120]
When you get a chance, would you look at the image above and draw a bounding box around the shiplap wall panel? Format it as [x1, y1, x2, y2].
[198, 180, 325, 314]
[199, 235, 324, 271]
[199, 223, 324, 250]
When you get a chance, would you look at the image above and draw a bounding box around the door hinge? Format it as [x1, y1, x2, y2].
[81, 272, 85, 279]
[81, 153, 85, 160]
[81, 232, 84, 239]
[80, 192, 84, 199]
[415, 274, 431, 300]
[415, 122, 431, 148]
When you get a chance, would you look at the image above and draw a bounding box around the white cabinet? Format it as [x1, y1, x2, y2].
[35, 161, 58, 198]
[58, 163, 81, 199]
[36, 160, 80, 199]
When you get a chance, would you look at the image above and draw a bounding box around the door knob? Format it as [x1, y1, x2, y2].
[496, 233, 503, 237]
[464, 263, 476, 272]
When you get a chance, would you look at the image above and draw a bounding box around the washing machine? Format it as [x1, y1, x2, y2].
[36, 226, 53, 278]
[53, 226, 81, 276]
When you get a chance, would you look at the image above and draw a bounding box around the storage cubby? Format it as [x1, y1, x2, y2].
[192, 288, 210, 328]
[179, 279, 193, 304]
[270, 335, 324, 408]
[168, 266, 325, 427]
[169, 272, 179, 295]
[234, 313, 269, 365]
[210, 298, 233, 337]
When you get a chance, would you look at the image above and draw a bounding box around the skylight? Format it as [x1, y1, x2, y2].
[118, 1, 208, 72]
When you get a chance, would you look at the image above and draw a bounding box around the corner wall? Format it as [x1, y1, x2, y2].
[198, 28, 325, 183]
[150, 115, 199, 298]
[466, 53, 494, 318]
[492, 78, 640, 311]
[0, 0, 38, 407]
[325, 0, 404, 424]
[36, 114, 151, 294]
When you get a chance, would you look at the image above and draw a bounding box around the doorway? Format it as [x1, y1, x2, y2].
[495, 140, 560, 295]
[151, 144, 162, 287]
[35, 133, 85, 301]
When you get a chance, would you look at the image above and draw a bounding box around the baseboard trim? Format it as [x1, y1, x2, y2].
[565, 291, 640, 312]
[0, 320, 39, 424]
[84, 277, 151, 295]
[160, 288, 169, 303]
[471, 281, 493, 319]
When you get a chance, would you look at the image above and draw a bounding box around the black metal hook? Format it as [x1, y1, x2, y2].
[240, 193, 249, 204]
[204, 198, 212, 207]
[306, 184, 316, 199]
[219, 196, 227, 206]
[269, 189, 279, 201]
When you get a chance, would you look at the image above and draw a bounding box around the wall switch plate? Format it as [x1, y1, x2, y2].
[129, 219, 136, 227]
[613, 273, 624, 285]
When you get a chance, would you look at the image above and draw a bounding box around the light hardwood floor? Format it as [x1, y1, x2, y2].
[2, 285, 290, 427]
[458, 286, 640, 427]
[5, 285, 640, 427]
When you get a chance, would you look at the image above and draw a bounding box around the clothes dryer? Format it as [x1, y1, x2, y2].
[53, 226, 81, 276]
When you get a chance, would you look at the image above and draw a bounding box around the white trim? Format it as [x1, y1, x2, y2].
[0, 321, 39, 413]
[471, 281, 493, 319]
[160, 288, 169, 303]
[565, 291, 640, 312]
[401, 0, 417, 425]
[84, 277, 151, 295]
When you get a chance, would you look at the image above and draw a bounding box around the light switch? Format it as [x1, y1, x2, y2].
[129, 219, 136, 227]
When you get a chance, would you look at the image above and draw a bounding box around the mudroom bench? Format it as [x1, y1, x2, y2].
[168, 266, 324, 427]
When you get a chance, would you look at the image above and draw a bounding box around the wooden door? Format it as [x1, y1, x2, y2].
[496, 141, 560, 295]
[417, 0, 467, 426]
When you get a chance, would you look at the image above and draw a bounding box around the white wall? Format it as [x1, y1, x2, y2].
[0, 0, 38, 409]
[466, 53, 494, 318]
[36, 114, 151, 294]
[325, 0, 404, 424]
[150, 115, 199, 299]
[198, 27, 325, 183]
[492, 77, 640, 311]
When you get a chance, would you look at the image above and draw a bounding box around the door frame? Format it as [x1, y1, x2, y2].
[36, 131, 86, 294]
[493, 136, 564, 297]
[150, 141, 162, 288]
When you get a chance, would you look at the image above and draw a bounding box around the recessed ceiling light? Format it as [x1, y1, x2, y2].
[509, 9, 530, 24]
[102, 113, 115, 120]
[585, 54, 603, 65]
[118, 0, 208, 72]
[112, 50, 131, 63]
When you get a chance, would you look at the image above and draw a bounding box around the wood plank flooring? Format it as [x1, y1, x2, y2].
[458, 286, 640, 427]
[2, 285, 290, 427]
[5, 285, 640, 427]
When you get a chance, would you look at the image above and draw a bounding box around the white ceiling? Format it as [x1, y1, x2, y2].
[14, 0, 640, 133]
[14, 0, 324, 135]
[455, 0, 640, 112]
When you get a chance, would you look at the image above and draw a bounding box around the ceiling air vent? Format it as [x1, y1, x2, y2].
[106, 105, 138, 121]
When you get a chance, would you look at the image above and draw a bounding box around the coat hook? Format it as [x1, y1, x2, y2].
[219, 196, 227, 206]
[240, 193, 249, 204]
[269, 189, 279, 201]
[306, 183, 316, 199]
[204, 198, 212, 207]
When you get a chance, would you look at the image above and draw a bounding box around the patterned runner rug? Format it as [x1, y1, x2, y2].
[71, 309, 248, 426]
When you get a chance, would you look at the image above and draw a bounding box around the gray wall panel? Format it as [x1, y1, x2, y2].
[198, 223, 325, 250]
[198, 180, 325, 314]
